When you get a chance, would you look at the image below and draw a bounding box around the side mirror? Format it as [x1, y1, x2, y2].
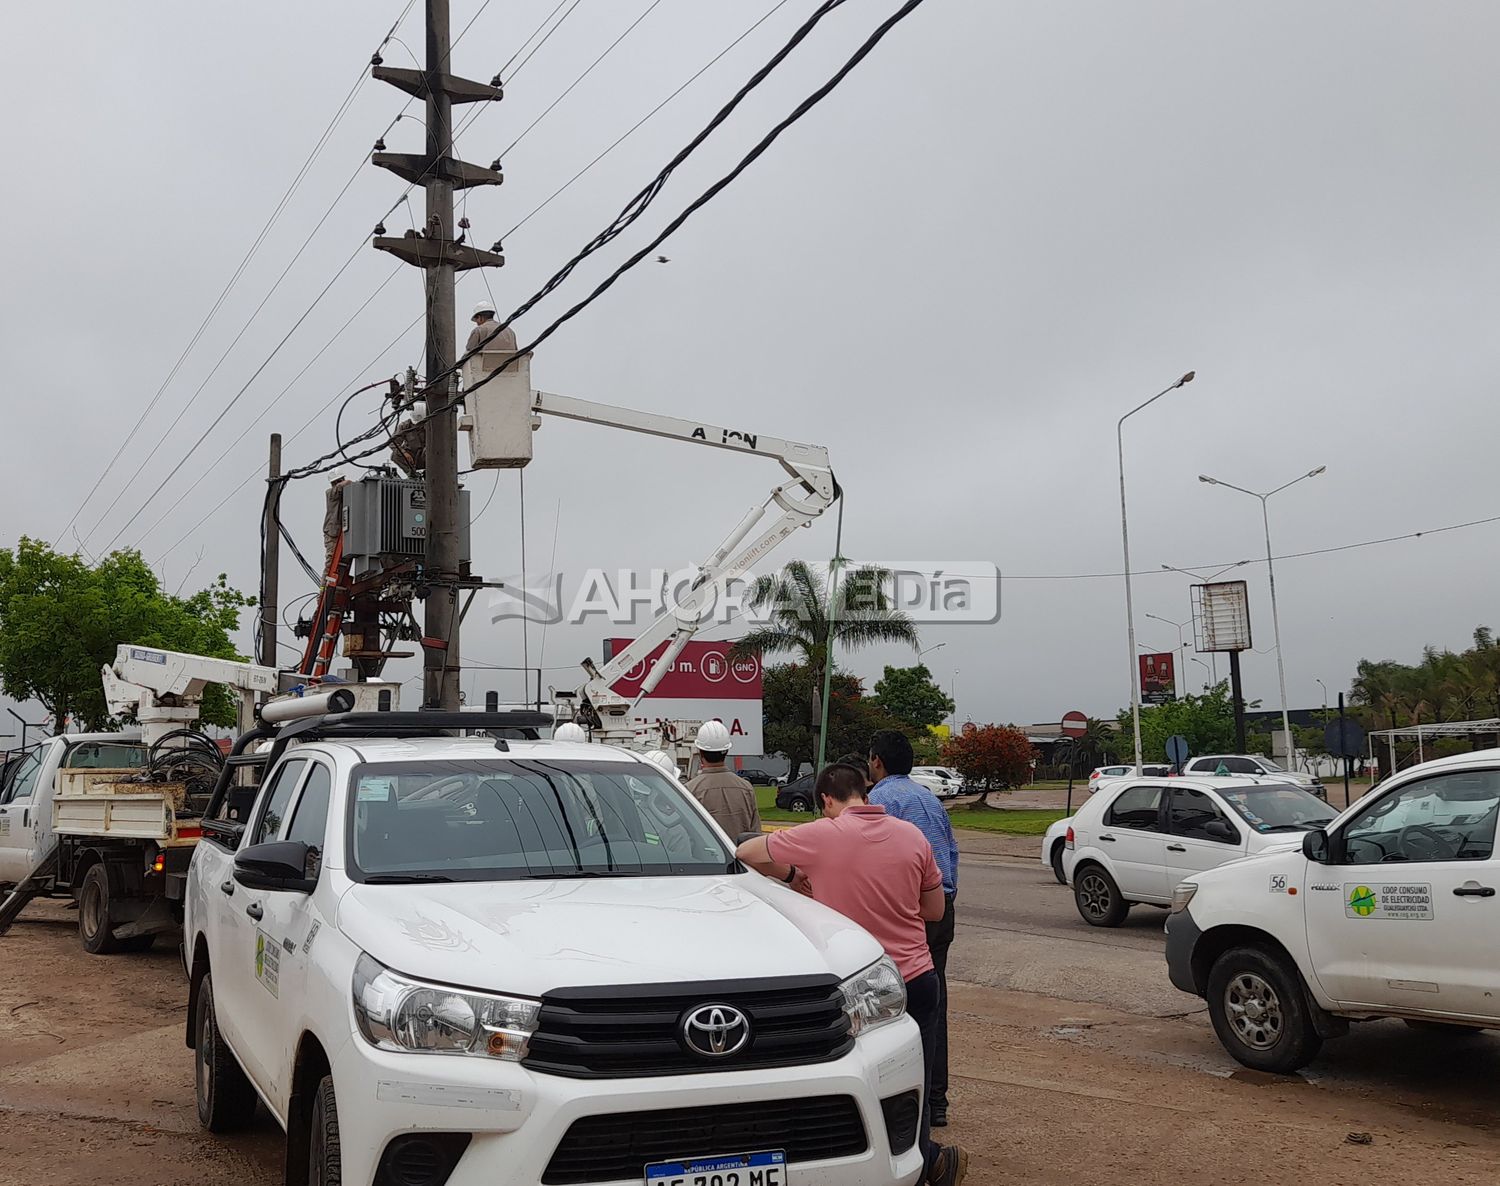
[234, 840, 318, 893]
[1302, 828, 1331, 864]
[1204, 819, 1240, 844]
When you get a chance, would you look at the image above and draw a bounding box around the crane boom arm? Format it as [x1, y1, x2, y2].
[101, 646, 279, 747]
[527, 389, 837, 741]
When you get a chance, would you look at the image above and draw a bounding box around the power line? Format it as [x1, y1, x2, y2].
[60, 0, 418, 543]
[497, 0, 668, 160]
[504, 0, 585, 81]
[503, 0, 796, 241]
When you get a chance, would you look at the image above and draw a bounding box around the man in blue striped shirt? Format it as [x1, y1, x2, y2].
[867, 729, 960, 1128]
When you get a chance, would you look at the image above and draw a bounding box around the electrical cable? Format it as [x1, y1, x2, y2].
[61, 0, 418, 544]
[98, 237, 373, 554]
[504, 0, 585, 81]
[502, 0, 796, 241]
[467, 0, 925, 402]
[277, 520, 321, 585]
[497, 0, 668, 159]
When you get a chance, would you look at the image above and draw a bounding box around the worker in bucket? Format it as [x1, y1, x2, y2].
[466, 298, 517, 355]
[684, 720, 760, 838]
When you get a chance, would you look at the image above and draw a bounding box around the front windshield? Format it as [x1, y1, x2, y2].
[348, 758, 733, 882]
[1257, 759, 1285, 772]
[1219, 784, 1336, 832]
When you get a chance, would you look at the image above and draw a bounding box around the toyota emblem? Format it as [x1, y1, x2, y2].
[681, 1004, 751, 1058]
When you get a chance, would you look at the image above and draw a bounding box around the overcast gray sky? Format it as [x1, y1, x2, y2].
[2, 0, 1497, 737]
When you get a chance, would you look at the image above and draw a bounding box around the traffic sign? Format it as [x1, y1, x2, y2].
[1324, 719, 1365, 759]
[1061, 710, 1088, 738]
[1166, 734, 1190, 768]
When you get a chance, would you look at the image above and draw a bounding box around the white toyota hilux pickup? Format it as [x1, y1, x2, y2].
[183, 711, 924, 1186]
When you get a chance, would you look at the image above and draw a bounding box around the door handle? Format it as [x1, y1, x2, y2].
[219, 880, 234, 896]
[1099, 834, 1116, 842]
[20, 809, 27, 828]
[246, 902, 264, 921]
[1166, 844, 1186, 852]
[1453, 885, 1496, 898]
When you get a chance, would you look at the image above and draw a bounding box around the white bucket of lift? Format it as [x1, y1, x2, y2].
[462, 348, 534, 468]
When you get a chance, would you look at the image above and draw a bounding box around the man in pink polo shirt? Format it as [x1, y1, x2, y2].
[737, 763, 969, 1186]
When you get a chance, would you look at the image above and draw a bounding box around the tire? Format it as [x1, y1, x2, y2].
[1049, 841, 1067, 885]
[1404, 1019, 1485, 1036]
[309, 1075, 342, 1186]
[1206, 945, 1322, 1073]
[195, 973, 257, 1133]
[78, 864, 122, 955]
[1073, 863, 1128, 927]
[787, 795, 811, 813]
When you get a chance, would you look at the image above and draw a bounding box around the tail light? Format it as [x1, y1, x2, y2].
[1065, 826, 1075, 850]
[152, 852, 165, 874]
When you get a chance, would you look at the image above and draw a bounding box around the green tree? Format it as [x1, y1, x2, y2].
[733, 561, 918, 765]
[0, 538, 253, 732]
[870, 664, 954, 732]
[760, 662, 903, 777]
[1118, 682, 1240, 762]
[941, 723, 1037, 791]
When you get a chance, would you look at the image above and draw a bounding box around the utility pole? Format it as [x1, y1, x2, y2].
[259, 434, 281, 670]
[371, 0, 504, 709]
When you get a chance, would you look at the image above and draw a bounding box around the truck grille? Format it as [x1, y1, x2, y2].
[523, 975, 853, 1079]
[541, 1095, 868, 1185]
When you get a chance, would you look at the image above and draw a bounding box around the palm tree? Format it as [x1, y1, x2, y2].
[731, 560, 919, 764]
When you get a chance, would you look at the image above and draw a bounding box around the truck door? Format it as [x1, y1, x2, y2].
[211, 757, 306, 1100]
[240, 759, 334, 1118]
[0, 746, 51, 883]
[1164, 786, 1246, 886]
[1307, 766, 1500, 1018]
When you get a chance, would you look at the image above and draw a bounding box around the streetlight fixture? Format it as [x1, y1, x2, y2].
[1199, 465, 1327, 766]
[918, 643, 947, 660]
[1118, 371, 1196, 770]
[1145, 613, 1193, 696]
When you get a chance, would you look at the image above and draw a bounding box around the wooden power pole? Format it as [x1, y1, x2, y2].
[259, 433, 282, 670]
[371, 0, 504, 709]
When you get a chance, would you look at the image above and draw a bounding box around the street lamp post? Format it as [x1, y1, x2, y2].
[1119, 371, 1196, 771]
[950, 668, 958, 731]
[1200, 465, 1327, 768]
[918, 643, 946, 662]
[1145, 613, 1193, 698]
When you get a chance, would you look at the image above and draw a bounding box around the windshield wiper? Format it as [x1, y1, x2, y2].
[362, 873, 455, 884]
[1263, 823, 1318, 832]
[524, 870, 644, 880]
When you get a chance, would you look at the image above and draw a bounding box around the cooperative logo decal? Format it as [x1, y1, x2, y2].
[1349, 885, 1378, 916]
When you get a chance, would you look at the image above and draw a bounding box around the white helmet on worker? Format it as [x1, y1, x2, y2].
[693, 720, 732, 755]
[643, 749, 678, 777]
[471, 298, 496, 321]
[554, 721, 588, 743]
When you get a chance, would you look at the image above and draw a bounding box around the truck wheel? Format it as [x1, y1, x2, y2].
[78, 864, 122, 955]
[1073, 863, 1128, 927]
[309, 1075, 342, 1186]
[1050, 841, 1067, 884]
[1206, 946, 1322, 1073]
[195, 973, 256, 1132]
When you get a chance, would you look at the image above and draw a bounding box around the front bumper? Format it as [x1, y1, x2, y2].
[1163, 907, 1204, 996]
[330, 1014, 926, 1186]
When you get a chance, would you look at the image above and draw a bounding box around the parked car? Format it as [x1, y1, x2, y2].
[1183, 754, 1324, 798]
[184, 713, 926, 1186]
[911, 767, 964, 799]
[1167, 749, 1500, 1073]
[1088, 763, 1172, 793]
[776, 773, 817, 812]
[1065, 775, 1337, 927]
[734, 767, 779, 786]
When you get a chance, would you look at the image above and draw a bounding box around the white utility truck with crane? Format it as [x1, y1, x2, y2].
[0, 646, 277, 952]
[460, 342, 838, 756]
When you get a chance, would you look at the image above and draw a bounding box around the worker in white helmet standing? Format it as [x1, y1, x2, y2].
[684, 720, 760, 838]
[466, 297, 518, 355]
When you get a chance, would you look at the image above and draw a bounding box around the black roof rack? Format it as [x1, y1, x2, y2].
[277, 711, 552, 741]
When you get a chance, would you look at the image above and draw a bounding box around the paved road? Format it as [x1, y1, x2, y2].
[949, 851, 1201, 1017]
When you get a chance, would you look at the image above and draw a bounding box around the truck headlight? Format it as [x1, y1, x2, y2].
[839, 956, 906, 1037]
[1170, 882, 1198, 914]
[353, 953, 540, 1060]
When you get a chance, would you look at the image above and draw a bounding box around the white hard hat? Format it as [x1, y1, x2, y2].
[694, 720, 732, 753]
[554, 722, 588, 743]
[471, 299, 496, 319]
[643, 749, 678, 776]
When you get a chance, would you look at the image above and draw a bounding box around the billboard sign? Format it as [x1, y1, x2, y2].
[606, 639, 764, 754]
[1139, 652, 1177, 705]
[1192, 580, 1252, 653]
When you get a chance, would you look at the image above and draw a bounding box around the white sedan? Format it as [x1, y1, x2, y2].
[1041, 815, 1075, 883]
[1066, 775, 1337, 927]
